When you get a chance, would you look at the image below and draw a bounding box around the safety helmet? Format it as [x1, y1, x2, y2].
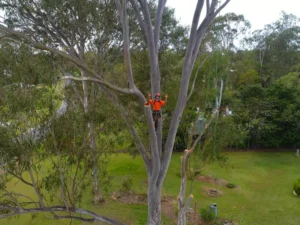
[155, 93, 161, 97]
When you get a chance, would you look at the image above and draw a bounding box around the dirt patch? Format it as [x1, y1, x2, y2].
[161, 196, 177, 221]
[111, 191, 147, 204]
[207, 189, 222, 197]
[111, 191, 234, 225]
[202, 186, 223, 197]
[111, 191, 179, 221]
[196, 175, 228, 186]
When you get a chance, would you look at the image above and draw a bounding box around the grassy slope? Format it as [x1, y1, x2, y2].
[2, 152, 300, 225]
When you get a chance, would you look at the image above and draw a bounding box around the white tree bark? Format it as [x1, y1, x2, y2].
[0, 0, 231, 223]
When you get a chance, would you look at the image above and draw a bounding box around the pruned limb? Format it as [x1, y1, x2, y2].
[184, 194, 194, 212]
[178, 77, 224, 224]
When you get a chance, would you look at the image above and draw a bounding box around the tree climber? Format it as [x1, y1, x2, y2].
[145, 92, 168, 132]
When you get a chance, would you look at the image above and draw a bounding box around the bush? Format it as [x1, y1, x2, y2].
[293, 179, 300, 196]
[226, 183, 237, 189]
[121, 177, 133, 192]
[200, 208, 215, 222]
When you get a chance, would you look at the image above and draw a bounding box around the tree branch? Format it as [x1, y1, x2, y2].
[189, 0, 205, 56]
[128, 0, 148, 43]
[28, 167, 46, 209]
[117, 0, 136, 89]
[0, 166, 33, 187]
[136, 0, 162, 184]
[206, 0, 210, 17]
[159, 0, 206, 185]
[187, 55, 210, 101]
[160, 0, 230, 186]
[0, 205, 125, 225]
[0, 25, 132, 95]
[57, 153, 69, 211]
[59, 76, 131, 94]
[154, 0, 167, 52]
[2, 189, 24, 212]
[136, 0, 160, 94]
[98, 85, 151, 171]
[115, 0, 159, 176]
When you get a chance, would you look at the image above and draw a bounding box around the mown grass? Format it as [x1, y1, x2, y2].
[1, 151, 300, 225]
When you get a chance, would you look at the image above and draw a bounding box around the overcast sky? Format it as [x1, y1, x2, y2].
[167, 0, 300, 31]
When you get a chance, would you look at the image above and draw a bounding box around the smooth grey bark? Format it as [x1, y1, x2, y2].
[116, 1, 231, 224]
[148, 186, 161, 225]
[160, 0, 230, 188]
[0, 0, 231, 224]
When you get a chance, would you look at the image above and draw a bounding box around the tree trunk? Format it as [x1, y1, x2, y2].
[177, 152, 188, 225]
[81, 70, 103, 204]
[178, 181, 187, 225]
[147, 186, 161, 225]
[177, 208, 187, 225]
[89, 121, 104, 204]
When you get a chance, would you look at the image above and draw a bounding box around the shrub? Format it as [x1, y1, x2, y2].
[226, 183, 237, 189]
[121, 177, 133, 192]
[294, 179, 300, 196]
[200, 208, 215, 222]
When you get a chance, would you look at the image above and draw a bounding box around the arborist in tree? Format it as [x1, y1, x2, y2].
[145, 92, 168, 132]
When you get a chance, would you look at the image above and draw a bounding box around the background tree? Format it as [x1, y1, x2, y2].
[0, 0, 231, 224]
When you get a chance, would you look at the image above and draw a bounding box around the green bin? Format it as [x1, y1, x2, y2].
[209, 203, 218, 217]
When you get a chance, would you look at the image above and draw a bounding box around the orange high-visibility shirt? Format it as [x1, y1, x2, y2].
[149, 100, 165, 111]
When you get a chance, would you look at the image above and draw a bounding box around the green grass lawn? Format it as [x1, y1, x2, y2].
[1, 151, 300, 225]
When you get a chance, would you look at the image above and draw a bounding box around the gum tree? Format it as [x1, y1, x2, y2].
[0, 0, 230, 224]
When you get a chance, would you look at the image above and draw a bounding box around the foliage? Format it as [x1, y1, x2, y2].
[175, 168, 201, 180]
[0, 152, 299, 225]
[293, 179, 300, 196]
[200, 208, 215, 222]
[0, 0, 300, 224]
[226, 183, 237, 188]
[121, 176, 133, 192]
[205, 13, 251, 50]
